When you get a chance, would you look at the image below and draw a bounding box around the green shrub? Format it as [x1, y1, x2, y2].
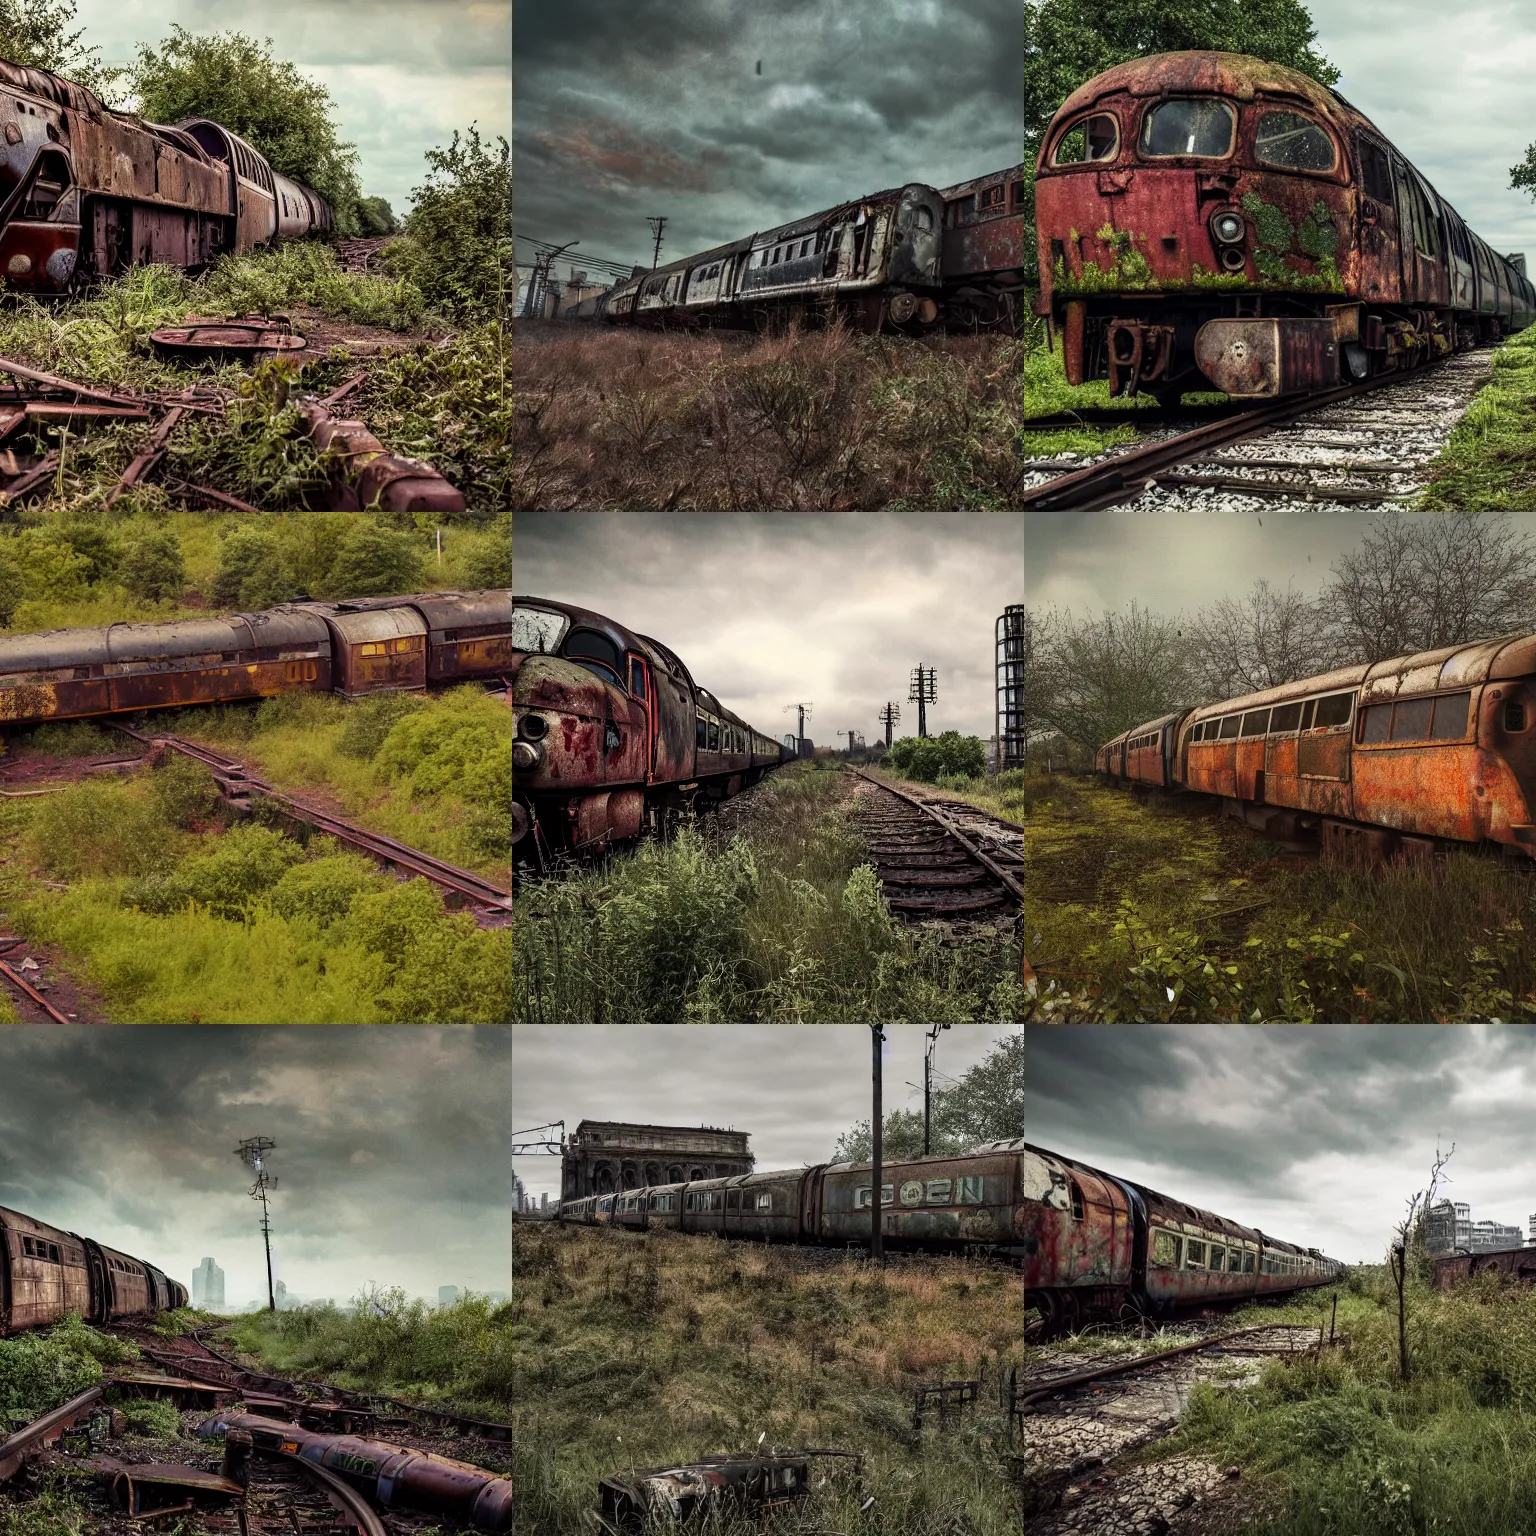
[337, 691, 429, 760]
[23, 721, 119, 758]
[27, 781, 177, 879]
[130, 823, 304, 919]
[117, 529, 185, 601]
[148, 754, 222, 830]
[116, 1398, 182, 1439]
[0, 1331, 102, 1420]
[888, 731, 987, 782]
[266, 851, 380, 927]
[357, 196, 399, 236]
[326, 522, 425, 594]
[456, 523, 510, 589]
[0, 539, 23, 623]
[211, 525, 289, 609]
[49, 519, 120, 585]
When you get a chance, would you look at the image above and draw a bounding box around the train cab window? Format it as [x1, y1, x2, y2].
[1270, 701, 1303, 733]
[1218, 714, 1241, 740]
[628, 656, 648, 700]
[1506, 698, 1528, 732]
[1357, 135, 1394, 204]
[1432, 691, 1472, 738]
[1360, 704, 1391, 744]
[1240, 709, 1270, 737]
[1254, 111, 1336, 173]
[513, 604, 569, 655]
[564, 628, 623, 686]
[1068, 1180, 1084, 1221]
[755, 1192, 773, 1211]
[1139, 98, 1235, 159]
[1313, 692, 1354, 729]
[1185, 1240, 1207, 1269]
[1053, 113, 1119, 166]
[1151, 1229, 1182, 1267]
[1390, 697, 1434, 742]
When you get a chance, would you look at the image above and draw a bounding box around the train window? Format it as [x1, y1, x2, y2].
[708, 719, 719, 751]
[1506, 698, 1528, 732]
[1243, 1249, 1255, 1273]
[1356, 136, 1394, 204]
[980, 184, 1005, 209]
[800, 239, 811, 257]
[565, 628, 621, 673]
[1299, 699, 1316, 730]
[1011, 181, 1026, 207]
[1360, 704, 1391, 744]
[1432, 691, 1472, 739]
[1151, 1229, 1182, 1267]
[628, 656, 648, 700]
[1053, 113, 1118, 166]
[513, 605, 569, 654]
[957, 1175, 984, 1204]
[1218, 714, 1241, 740]
[1139, 98, 1235, 159]
[1389, 697, 1434, 742]
[1208, 1244, 1226, 1271]
[756, 1192, 772, 1210]
[1069, 1180, 1084, 1221]
[1240, 709, 1270, 737]
[1254, 111, 1336, 173]
[1313, 692, 1354, 729]
[1270, 701, 1303, 733]
[1185, 1240, 1207, 1269]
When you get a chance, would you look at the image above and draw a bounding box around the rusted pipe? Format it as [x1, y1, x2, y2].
[298, 398, 465, 513]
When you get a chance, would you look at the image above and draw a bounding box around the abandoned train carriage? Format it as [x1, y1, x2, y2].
[1023, 1144, 1340, 1338]
[939, 161, 1030, 331]
[1035, 50, 1536, 398]
[512, 595, 789, 860]
[0, 589, 512, 725]
[1098, 631, 1536, 862]
[561, 1139, 1027, 1260]
[0, 1202, 185, 1335]
[0, 56, 332, 296]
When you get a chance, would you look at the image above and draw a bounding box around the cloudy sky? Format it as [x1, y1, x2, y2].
[513, 0, 1022, 290]
[0, 1028, 510, 1311]
[1024, 510, 1536, 620]
[512, 1023, 1020, 1203]
[515, 512, 1023, 743]
[1026, 1024, 1536, 1264]
[70, 0, 511, 218]
[1311, 2, 1536, 257]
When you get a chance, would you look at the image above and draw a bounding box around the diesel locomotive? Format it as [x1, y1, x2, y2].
[1, 1202, 186, 1334]
[597, 163, 1028, 334]
[512, 595, 789, 863]
[1034, 51, 1536, 398]
[0, 589, 511, 726]
[1096, 630, 1536, 864]
[560, 1138, 1027, 1260]
[0, 56, 333, 296]
[1023, 1144, 1341, 1339]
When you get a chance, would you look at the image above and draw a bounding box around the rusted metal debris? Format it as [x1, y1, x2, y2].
[105, 404, 186, 507]
[105, 1370, 239, 1410]
[595, 1450, 863, 1535]
[912, 1378, 980, 1432]
[100, 1459, 247, 1518]
[1434, 1244, 1536, 1289]
[0, 1386, 103, 1481]
[196, 1412, 514, 1532]
[150, 314, 308, 365]
[0, 955, 69, 1022]
[299, 395, 466, 513]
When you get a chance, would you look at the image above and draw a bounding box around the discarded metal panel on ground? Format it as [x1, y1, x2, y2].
[0, 1387, 103, 1480]
[150, 315, 307, 364]
[101, 1459, 246, 1517]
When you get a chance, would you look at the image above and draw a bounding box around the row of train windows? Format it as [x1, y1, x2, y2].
[760, 233, 824, 267]
[1191, 690, 1354, 742]
[1126, 731, 1160, 752]
[696, 713, 771, 755]
[1151, 1228, 1327, 1276]
[357, 638, 421, 657]
[1053, 103, 1337, 172]
[20, 1235, 62, 1262]
[1358, 692, 1474, 744]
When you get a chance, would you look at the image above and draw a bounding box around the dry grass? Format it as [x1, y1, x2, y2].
[512, 318, 1023, 510]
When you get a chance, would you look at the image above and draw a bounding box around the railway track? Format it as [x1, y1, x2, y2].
[848, 769, 1022, 922]
[110, 724, 513, 925]
[1020, 350, 1491, 512]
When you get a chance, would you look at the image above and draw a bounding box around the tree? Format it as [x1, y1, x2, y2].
[0, 0, 115, 98]
[1391, 1143, 1454, 1384]
[129, 27, 364, 235]
[117, 529, 185, 601]
[326, 523, 424, 599]
[0, 540, 24, 624]
[1187, 579, 1330, 702]
[886, 730, 987, 782]
[212, 525, 289, 609]
[356, 197, 398, 237]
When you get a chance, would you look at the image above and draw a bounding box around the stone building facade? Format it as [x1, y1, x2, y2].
[561, 1120, 754, 1199]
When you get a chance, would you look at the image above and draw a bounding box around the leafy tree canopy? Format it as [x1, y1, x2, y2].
[887, 730, 987, 783]
[129, 26, 364, 235]
[0, 0, 113, 98]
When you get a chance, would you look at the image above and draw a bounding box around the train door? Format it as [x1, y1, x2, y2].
[627, 653, 657, 781]
[1354, 134, 1401, 304]
[1393, 157, 1447, 306]
[80, 1238, 110, 1323]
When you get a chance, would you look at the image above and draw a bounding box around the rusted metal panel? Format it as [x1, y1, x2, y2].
[408, 590, 513, 683]
[513, 653, 647, 790]
[1021, 1145, 1133, 1295]
[0, 1386, 102, 1481]
[819, 1149, 1018, 1249]
[1194, 317, 1340, 396]
[150, 316, 306, 363]
[1434, 1245, 1536, 1290]
[0, 1207, 91, 1331]
[299, 400, 466, 515]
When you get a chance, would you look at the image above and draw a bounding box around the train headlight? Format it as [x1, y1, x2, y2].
[1213, 212, 1244, 244]
[513, 739, 546, 773]
[518, 712, 548, 741]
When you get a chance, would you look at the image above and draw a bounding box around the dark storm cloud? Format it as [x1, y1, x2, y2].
[0, 1028, 510, 1307]
[512, 1023, 1019, 1202]
[513, 512, 1023, 741]
[514, 0, 1023, 279]
[1026, 1025, 1535, 1262]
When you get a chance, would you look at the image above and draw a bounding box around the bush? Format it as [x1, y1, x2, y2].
[456, 521, 510, 589]
[28, 781, 177, 879]
[130, 822, 304, 919]
[117, 529, 185, 601]
[0, 539, 23, 623]
[211, 525, 288, 609]
[888, 731, 987, 782]
[266, 851, 380, 928]
[337, 691, 429, 761]
[0, 1329, 103, 1420]
[148, 754, 222, 830]
[326, 522, 424, 595]
[356, 196, 398, 236]
[116, 1398, 182, 1439]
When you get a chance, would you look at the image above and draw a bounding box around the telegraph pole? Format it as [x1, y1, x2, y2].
[782, 702, 813, 755]
[235, 1136, 278, 1313]
[520, 240, 578, 319]
[908, 665, 937, 739]
[924, 1023, 950, 1156]
[870, 1025, 885, 1265]
[648, 216, 668, 269]
[878, 702, 900, 750]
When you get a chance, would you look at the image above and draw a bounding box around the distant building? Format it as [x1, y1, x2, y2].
[439, 1286, 461, 1308]
[191, 1258, 225, 1310]
[1426, 1198, 1522, 1254]
[275, 1279, 289, 1309]
[513, 1171, 528, 1213]
[562, 1119, 754, 1200]
[1528, 1212, 1536, 1244]
[539, 1192, 550, 1214]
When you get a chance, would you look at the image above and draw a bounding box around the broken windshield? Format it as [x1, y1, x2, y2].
[1139, 98, 1235, 158]
[512, 605, 569, 655]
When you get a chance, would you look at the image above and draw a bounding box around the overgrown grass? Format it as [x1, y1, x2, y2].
[221, 1289, 514, 1422]
[1022, 315, 1145, 458]
[512, 1223, 1022, 1536]
[0, 1316, 137, 1422]
[1156, 1271, 1536, 1535]
[513, 319, 1022, 510]
[879, 764, 1026, 824]
[514, 762, 1023, 1023]
[1025, 773, 1536, 1021]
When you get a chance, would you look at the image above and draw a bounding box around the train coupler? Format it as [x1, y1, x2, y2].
[1105, 318, 1175, 397]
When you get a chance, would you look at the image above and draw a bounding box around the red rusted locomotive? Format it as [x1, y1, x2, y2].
[512, 595, 789, 863]
[560, 1138, 1027, 1260]
[1, 1202, 186, 1334]
[1024, 1144, 1340, 1338]
[0, 589, 511, 726]
[0, 55, 333, 296]
[1034, 51, 1536, 398]
[1096, 630, 1536, 863]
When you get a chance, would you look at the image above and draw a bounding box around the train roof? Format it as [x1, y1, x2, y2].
[753, 182, 939, 246]
[939, 163, 1027, 200]
[0, 55, 105, 116]
[1121, 709, 1188, 740]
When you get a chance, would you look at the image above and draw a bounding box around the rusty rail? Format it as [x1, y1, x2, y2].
[0, 1386, 102, 1480]
[0, 957, 70, 1023]
[285, 1455, 388, 1536]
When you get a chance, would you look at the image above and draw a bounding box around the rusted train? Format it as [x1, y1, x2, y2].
[600, 163, 1027, 333]
[0, 589, 511, 725]
[1024, 1144, 1341, 1338]
[0, 55, 332, 296]
[1034, 51, 1536, 398]
[1, 1202, 186, 1334]
[559, 1139, 1027, 1260]
[1095, 631, 1536, 864]
[512, 595, 789, 862]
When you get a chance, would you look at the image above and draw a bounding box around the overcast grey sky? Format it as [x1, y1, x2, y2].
[1023, 511, 1534, 619]
[515, 512, 1023, 743]
[512, 1023, 1020, 1202]
[0, 1027, 510, 1311]
[513, 0, 1022, 287]
[72, 0, 511, 218]
[1313, 1, 1536, 258]
[1026, 1024, 1536, 1265]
